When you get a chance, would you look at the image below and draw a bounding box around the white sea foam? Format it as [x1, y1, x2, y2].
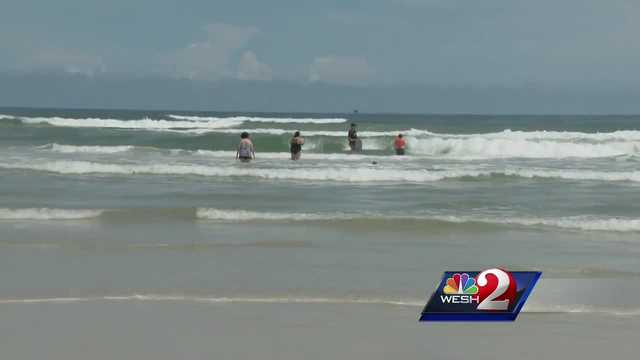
[428, 214, 640, 232]
[11, 115, 345, 132]
[196, 209, 640, 232]
[522, 304, 640, 316]
[0, 161, 454, 182]
[177, 127, 640, 142]
[406, 137, 640, 158]
[501, 168, 640, 182]
[196, 208, 347, 221]
[0, 208, 103, 220]
[192, 150, 395, 161]
[0, 294, 422, 307]
[9, 113, 640, 145]
[37, 145, 395, 160]
[3, 161, 640, 183]
[402, 128, 640, 142]
[342, 137, 388, 151]
[0, 294, 638, 315]
[34, 139, 640, 159]
[0, 114, 15, 120]
[34, 140, 640, 160]
[176, 128, 434, 136]
[168, 114, 347, 124]
[461, 129, 640, 142]
[1, 205, 633, 231]
[42, 143, 136, 154]
[1, 205, 635, 231]
[16, 116, 244, 129]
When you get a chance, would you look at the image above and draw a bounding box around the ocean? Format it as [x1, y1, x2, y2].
[1, 108, 639, 359]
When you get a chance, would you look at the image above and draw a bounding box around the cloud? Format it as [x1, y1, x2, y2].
[163, 22, 259, 80]
[236, 51, 273, 81]
[308, 56, 374, 85]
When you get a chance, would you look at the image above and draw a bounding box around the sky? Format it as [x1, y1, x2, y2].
[1, 0, 640, 112]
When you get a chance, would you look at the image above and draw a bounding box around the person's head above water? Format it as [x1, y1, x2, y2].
[350, 123, 356, 128]
[294, 131, 300, 137]
[398, 134, 403, 138]
[241, 131, 250, 139]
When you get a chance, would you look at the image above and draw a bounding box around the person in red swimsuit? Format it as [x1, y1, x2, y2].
[394, 134, 406, 155]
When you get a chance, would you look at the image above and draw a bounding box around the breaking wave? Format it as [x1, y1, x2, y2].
[429, 214, 640, 232]
[0, 114, 348, 131]
[521, 304, 640, 316]
[167, 127, 640, 142]
[4, 113, 640, 143]
[168, 114, 347, 124]
[455, 129, 640, 142]
[0, 161, 459, 182]
[0, 294, 639, 316]
[406, 137, 640, 158]
[0, 294, 422, 307]
[0, 208, 103, 220]
[33, 140, 640, 159]
[41, 143, 136, 154]
[13, 116, 244, 130]
[196, 209, 640, 232]
[2, 160, 640, 183]
[190, 150, 393, 161]
[153, 126, 640, 142]
[3, 112, 640, 136]
[175, 128, 434, 136]
[196, 208, 343, 221]
[37, 144, 394, 160]
[1, 206, 638, 232]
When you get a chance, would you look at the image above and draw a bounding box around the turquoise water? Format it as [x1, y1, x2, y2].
[1, 108, 640, 314]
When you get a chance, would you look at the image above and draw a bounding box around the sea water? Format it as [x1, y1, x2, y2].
[0, 108, 639, 358]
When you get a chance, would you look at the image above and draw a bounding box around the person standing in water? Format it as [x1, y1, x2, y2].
[347, 123, 358, 151]
[394, 133, 406, 155]
[236, 131, 255, 162]
[290, 131, 305, 160]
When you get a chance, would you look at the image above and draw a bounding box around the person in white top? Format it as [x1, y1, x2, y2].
[236, 132, 255, 162]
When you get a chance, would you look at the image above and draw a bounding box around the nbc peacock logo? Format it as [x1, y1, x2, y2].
[420, 268, 542, 321]
[443, 273, 478, 295]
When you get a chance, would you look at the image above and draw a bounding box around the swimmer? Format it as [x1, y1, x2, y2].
[290, 131, 305, 160]
[394, 134, 406, 155]
[236, 132, 255, 162]
[347, 123, 358, 151]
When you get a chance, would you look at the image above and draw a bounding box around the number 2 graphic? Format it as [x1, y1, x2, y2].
[476, 268, 511, 311]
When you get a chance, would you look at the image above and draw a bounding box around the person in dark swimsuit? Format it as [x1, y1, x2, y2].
[347, 123, 358, 151]
[290, 131, 304, 160]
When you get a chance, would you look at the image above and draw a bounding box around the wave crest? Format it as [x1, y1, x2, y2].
[1, 206, 638, 232]
[34, 140, 640, 159]
[168, 114, 347, 124]
[1, 294, 639, 316]
[407, 137, 640, 158]
[196, 209, 640, 232]
[41, 143, 135, 154]
[6, 115, 348, 132]
[3, 161, 640, 183]
[0, 208, 103, 220]
[17, 116, 243, 130]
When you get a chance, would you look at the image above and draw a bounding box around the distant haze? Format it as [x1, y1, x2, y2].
[1, 0, 640, 113]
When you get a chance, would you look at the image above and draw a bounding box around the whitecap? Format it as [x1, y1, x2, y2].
[0, 208, 104, 220]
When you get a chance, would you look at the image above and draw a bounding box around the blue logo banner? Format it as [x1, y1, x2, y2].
[420, 269, 541, 322]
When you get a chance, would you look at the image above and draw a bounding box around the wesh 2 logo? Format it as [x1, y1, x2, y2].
[420, 268, 541, 321]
